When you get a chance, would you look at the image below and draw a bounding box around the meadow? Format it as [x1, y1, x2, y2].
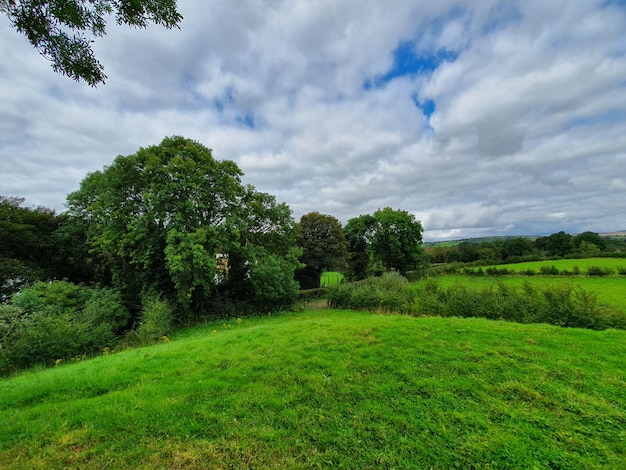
[320, 271, 344, 286]
[1, 310, 625, 469]
[471, 257, 626, 275]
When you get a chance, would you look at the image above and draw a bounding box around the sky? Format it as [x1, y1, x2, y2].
[1, 0, 625, 241]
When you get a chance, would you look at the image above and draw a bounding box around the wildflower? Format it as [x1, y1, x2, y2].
[54, 358, 62, 366]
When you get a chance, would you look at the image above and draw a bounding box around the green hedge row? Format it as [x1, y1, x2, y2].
[327, 273, 626, 330]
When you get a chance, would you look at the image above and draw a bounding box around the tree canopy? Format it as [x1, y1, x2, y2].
[295, 212, 349, 289]
[344, 208, 425, 279]
[67, 136, 300, 315]
[2, 0, 182, 86]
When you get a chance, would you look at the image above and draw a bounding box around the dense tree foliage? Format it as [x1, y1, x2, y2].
[0, 281, 128, 374]
[426, 230, 622, 265]
[573, 231, 607, 251]
[535, 231, 574, 257]
[344, 208, 425, 279]
[295, 212, 349, 289]
[2, 0, 182, 85]
[67, 136, 300, 317]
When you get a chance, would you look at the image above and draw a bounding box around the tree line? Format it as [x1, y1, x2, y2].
[0, 136, 428, 373]
[426, 231, 623, 265]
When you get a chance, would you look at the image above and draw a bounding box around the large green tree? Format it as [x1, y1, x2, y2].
[0, 196, 58, 298]
[535, 231, 574, 257]
[295, 212, 349, 289]
[67, 136, 300, 315]
[2, 0, 182, 86]
[344, 208, 425, 279]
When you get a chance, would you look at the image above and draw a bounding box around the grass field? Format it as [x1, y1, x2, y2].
[1, 310, 625, 469]
[320, 271, 344, 286]
[475, 257, 626, 274]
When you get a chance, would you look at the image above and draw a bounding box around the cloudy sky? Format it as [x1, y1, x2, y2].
[1, 0, 625, 240]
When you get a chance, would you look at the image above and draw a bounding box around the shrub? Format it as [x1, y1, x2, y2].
[617, 266, 626, 275]
[134, 294, 173, 345]
[12, 280, 90, 317]
[586, 266, 614, 277]
[539, 265, 559, 275]
[1, 282, 127, 375]
[327, 272, 413, 313]
[405, 280, 625, 331]
[82, 288, 131, 334]
[486, 267, 510, 276]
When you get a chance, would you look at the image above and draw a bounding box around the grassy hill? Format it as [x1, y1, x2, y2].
[1, 310, 625, 469]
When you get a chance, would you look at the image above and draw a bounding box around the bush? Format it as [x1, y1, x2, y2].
[539, 265, 559, 275]
[327, 272, 413, 313]
[586, 266, 614, 277]
[82, 288, 131, 334]
[134, 294, 173, 345]
[1, 281, 127, 375]
[12, 280, 90, 316]
[407, 280, 625, 331]
[327, 274, 626, 331]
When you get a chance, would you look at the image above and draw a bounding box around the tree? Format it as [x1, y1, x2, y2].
[344, 208, 425, 279]
[0, 196, 60, 298]
[344, 213, 376, 280]
[500, 237, 535, 260]
[295, 212, 349, 289]
[67, 136, 301, 316]
[2, 0, 182, 86]
[370, 207, 425, 274]
[535, 231, 574, 257]
[573, 231, 606, 251]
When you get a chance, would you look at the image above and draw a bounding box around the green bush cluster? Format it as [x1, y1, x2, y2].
[327, 277, 625, 331]
[410, 282, 626, 330]
[327, 271, 414, 313]
[0, 281, 130, 375]
[458, 265, 618, 277]
[586, 266, 614, 276]
[132, 294, 173, 345]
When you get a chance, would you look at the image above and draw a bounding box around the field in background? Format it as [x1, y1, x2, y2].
[472, 257, 626, 274]
[1, 310, 624, 469]
[320, 271, 344, 286]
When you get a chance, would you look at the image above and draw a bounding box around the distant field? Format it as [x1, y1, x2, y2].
[428, 274, 626, 312]
[1, 310, 625, 468]
[320, 271, 344, 286]
[475, 257, 626, 274]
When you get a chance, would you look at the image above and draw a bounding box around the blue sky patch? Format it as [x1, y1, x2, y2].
[236, 113, 255, 129]
[363, 42, 458, 89]
[414, 97, 436, 119]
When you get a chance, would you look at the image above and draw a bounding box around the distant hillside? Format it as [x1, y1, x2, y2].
[424, 235, 536, 247]
[425, 231, 626, 246]
[600, 231, 626, 237]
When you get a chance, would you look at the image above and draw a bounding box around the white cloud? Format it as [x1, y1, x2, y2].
[1, 0, 626, 239]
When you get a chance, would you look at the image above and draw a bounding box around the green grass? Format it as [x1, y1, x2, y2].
[320, 271, 344, 286]
[1, 310, 625, 468]
[477, 257, 626, 274]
